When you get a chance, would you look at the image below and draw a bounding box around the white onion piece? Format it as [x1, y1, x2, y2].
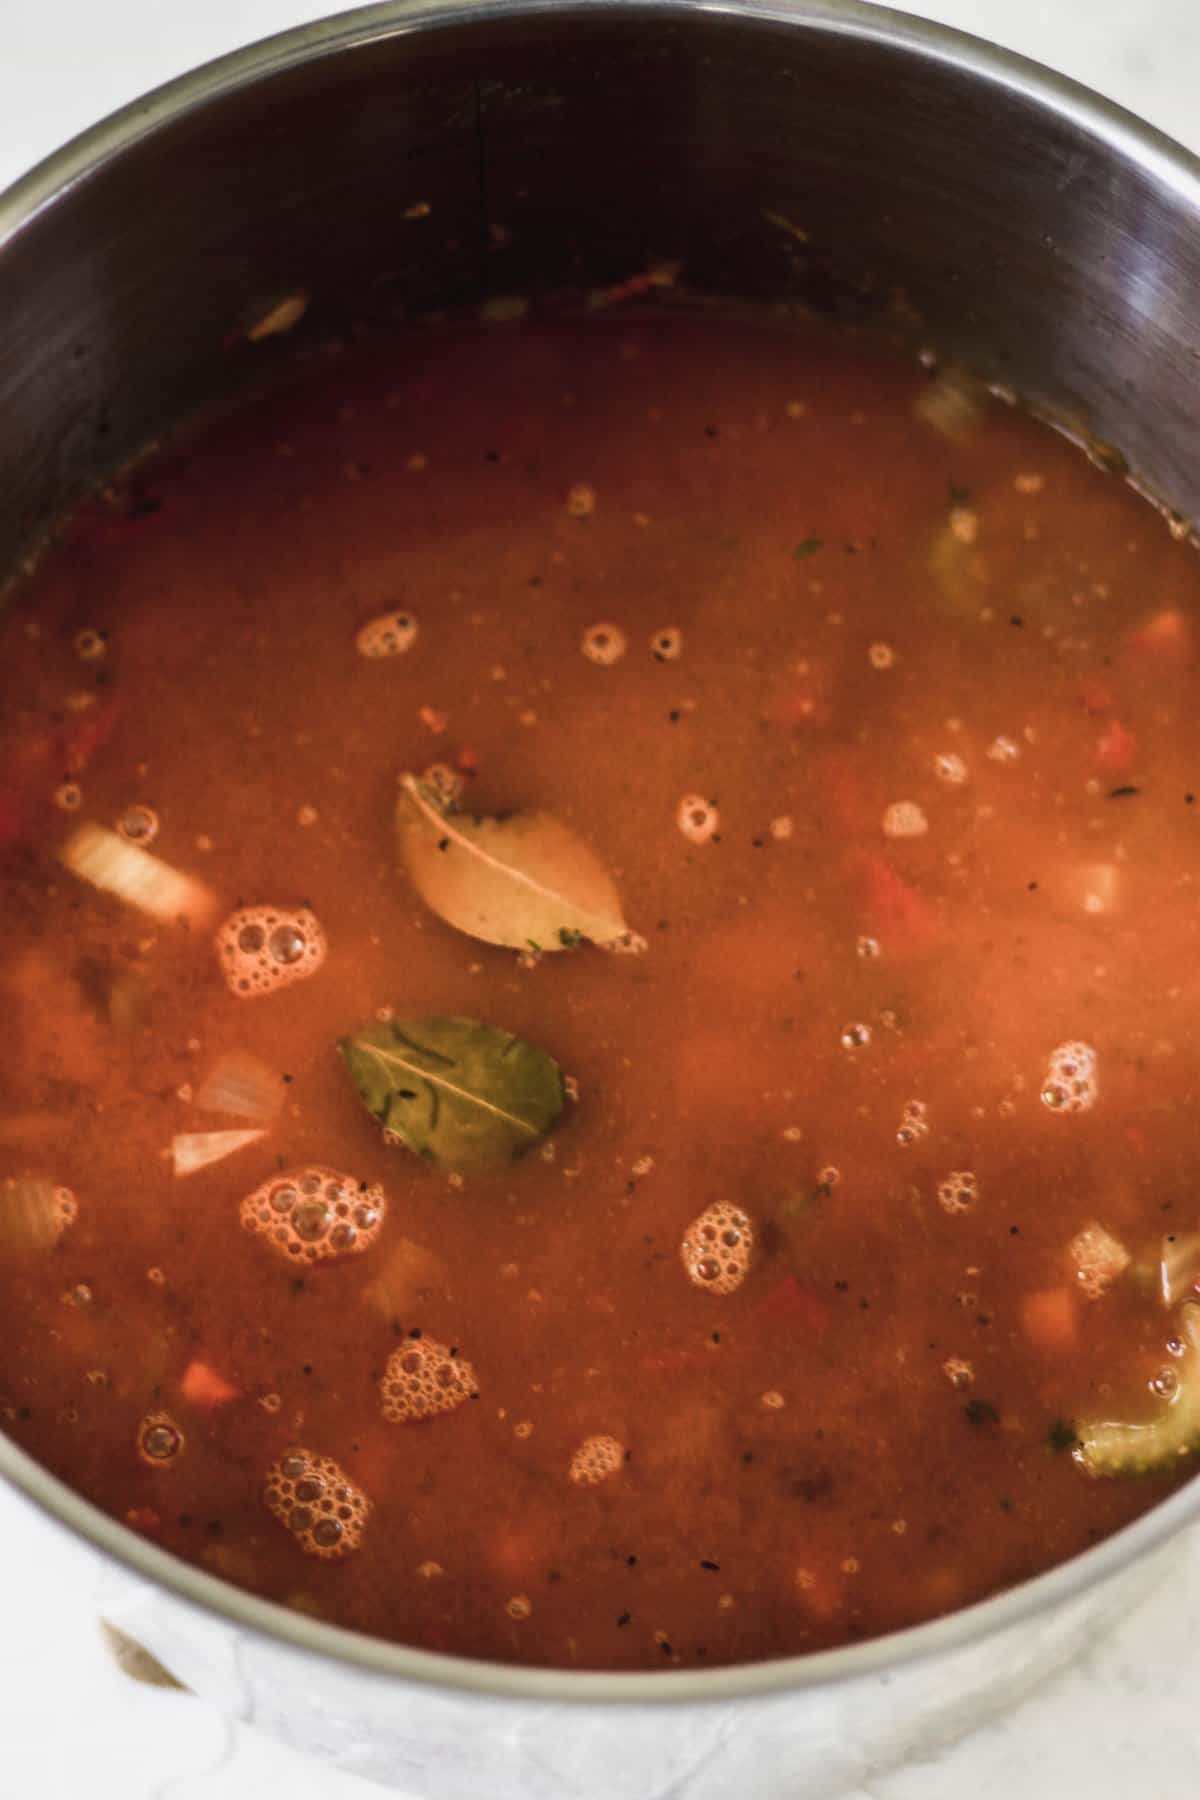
[194, 1051, 282, 1123]
[171, 1130, 266, 1178]
[60, 823, 215, 926]
[1160, 1231, 1200, 1306]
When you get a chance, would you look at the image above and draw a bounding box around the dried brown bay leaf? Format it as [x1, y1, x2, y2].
[396, 774, 635, 952]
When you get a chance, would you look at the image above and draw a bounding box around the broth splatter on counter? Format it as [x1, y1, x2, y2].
[2, 311, 1200, 1670]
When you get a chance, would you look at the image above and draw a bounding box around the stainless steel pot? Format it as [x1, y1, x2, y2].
[3, 3, 1200, 1794]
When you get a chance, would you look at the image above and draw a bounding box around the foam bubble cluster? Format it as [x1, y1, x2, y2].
[380, 1335, 478, 1423]
[883, 801, 928, 839]
[0, 1178, 77, 1254]
[680, 1202, 755, 1295]
[263, 1447, 369, 1560]
[937, 1170, 978, 1215]
[137, 1412, 184, 1467]
[1068, 1221, 1130, 1299]
[355, 610, 418, 658]
[569, 1434, 625, 1486]
[1041, 1041, 1098, 1114]
[896, 1099, 929, 1147]
[241, 1166, 385, 1263]
[216, 906, 327, 997]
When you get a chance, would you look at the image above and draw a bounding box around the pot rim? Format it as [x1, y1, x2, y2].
[3, 0, 1200, 1708]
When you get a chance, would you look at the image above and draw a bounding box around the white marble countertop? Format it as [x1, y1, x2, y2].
[4, 2, 1200, 1796]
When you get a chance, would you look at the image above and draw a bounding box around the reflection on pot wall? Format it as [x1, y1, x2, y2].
[93, 1506, 1170, 1798]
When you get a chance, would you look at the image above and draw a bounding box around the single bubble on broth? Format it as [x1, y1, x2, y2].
[355, 610, 419, 658]
[263, 1448, 370, 1560]
[840, 1022, 872, 1051]
[680, 1202, 755, 1295]
[883, 801, 928, 839]
[677, 795, 719, 844]
[380, 1335, 478, 1422]
[1041, 1040, 1099, 1114]
[856, 935, 881, 960]
[420, 761, 464, 809]
[0, 1179, 78, 1255]
[934, 752, 968, 785]
[581, 622, 627, 666]
[987, 735, 1021, 763]
[569, 1434, 625, 1486]
[650, 627, 683, 662]
[1068, 1221, 1130, 1299]
[868, 643, 896, 670]
[53, 781, 82, 812]
[565, 482, 596, 518]
[73, 627, 107, 661]
[241, 1166, 386, 1263]
[216, 905, 327, 997]
[116, 803, 159, 846]
[137, 1412, 184, 1467]
[896, 1099, 929, 1146]
[937, 1171, 978, 1215]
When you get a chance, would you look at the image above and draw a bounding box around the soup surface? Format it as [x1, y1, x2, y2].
[2, 310, 1200, 1672]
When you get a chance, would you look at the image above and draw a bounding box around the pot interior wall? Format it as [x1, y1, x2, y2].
[2, 3, 1200, 578]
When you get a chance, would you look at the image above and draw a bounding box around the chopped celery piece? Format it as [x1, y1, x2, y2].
[1076, 1307, 1200, 1477]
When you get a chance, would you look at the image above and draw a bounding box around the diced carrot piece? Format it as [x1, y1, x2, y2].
[1128, 608, 1191, 659]
[792, 1560, 844, 1619]
[755, 1275, 832, 1337]
[179, 1360, 238, 1408]
[1079, 677, 1116, 716]
[0, 788, 22, 848]
[124, 1507, 162, 1536]
[1095, 719, 1136, 773]
[487, 1517, 548, 1580]
[858, 853, 939, 949]
[62, 698, 121, 776]
[1020, 1286, 1078, 1353]
[0, 731, 54, 846]
[642, 1341, 712, 1375]
[775, 685, 821, 728]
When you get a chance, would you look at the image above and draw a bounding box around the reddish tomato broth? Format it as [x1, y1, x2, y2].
[1, 311, 1199, 1671]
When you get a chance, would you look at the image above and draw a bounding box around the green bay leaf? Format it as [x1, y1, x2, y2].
[338, 1015, 565, 1173]
[396, 775, 631, 951]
